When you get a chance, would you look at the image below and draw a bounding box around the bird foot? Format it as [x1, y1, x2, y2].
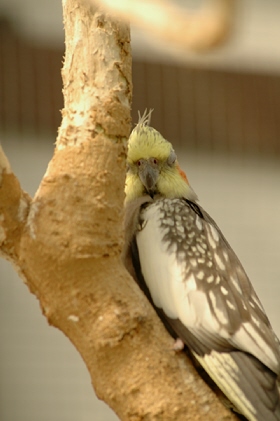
[172, 338, 185, 351]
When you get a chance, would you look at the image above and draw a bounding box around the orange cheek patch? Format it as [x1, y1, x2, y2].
[178, 165, 189, 184]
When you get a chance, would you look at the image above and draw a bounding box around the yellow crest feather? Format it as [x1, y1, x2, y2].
[127, 109, 173, 164]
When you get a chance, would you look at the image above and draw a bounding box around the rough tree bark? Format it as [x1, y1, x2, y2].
[0, 1, 238, 420]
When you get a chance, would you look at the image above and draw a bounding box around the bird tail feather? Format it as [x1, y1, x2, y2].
[193, 350, 280, 421]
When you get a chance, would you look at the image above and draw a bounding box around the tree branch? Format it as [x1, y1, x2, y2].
[0, 1, 238, 419]
[0, 145, 31, 265]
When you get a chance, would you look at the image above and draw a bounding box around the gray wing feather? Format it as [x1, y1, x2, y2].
[157, 198, 280, 373]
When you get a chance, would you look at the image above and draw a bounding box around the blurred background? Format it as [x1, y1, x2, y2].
[0, 0, 280, 420]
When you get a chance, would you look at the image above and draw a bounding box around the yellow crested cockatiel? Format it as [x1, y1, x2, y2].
[123, 110, 280, 421]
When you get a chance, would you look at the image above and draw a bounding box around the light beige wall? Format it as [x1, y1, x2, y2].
[1, 133, 280, 421]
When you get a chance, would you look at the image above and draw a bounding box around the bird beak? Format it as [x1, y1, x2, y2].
[138, 160, 159, 198]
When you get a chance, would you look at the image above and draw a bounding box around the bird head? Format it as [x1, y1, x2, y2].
[125, 110, 197, 203]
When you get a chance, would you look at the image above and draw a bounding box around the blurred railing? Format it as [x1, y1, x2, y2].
[1, 18, 280, 155]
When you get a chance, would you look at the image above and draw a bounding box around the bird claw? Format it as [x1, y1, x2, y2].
[172, 338, 185, 351]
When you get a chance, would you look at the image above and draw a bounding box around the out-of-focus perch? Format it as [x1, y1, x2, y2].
[92, 0, 235, 51]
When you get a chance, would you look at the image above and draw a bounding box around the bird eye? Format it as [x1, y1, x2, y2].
[153, 158, 158, 165]
[137, 160, 142, 166]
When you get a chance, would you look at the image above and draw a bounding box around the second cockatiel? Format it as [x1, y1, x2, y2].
[123, 110, 280, 421]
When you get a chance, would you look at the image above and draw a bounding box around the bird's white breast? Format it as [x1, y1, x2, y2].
[136, 203, 219, 334]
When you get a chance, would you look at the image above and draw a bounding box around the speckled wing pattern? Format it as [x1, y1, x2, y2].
[132, 197, 280, 421]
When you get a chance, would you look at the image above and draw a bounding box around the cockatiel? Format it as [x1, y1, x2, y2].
[123, 109, 280, 421]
